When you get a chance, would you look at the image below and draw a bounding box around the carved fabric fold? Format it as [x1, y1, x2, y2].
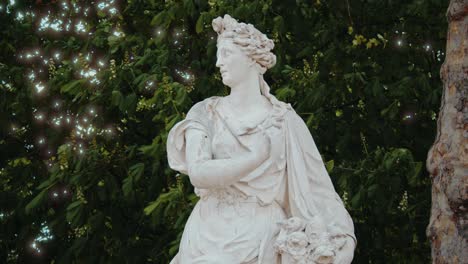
[283, 107, 357, 245]
[167, 101, 212, 175]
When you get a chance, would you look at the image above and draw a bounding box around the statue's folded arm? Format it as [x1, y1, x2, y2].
[185, 128, 265, 189]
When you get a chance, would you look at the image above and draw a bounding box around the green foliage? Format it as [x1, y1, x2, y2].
[0, 0, 447, 263]
[337, 147, 430, 262]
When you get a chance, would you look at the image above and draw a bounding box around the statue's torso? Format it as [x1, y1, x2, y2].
[177, 96, 288, 263]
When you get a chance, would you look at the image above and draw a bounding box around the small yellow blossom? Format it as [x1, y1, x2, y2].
[352, 34, 367, 46]
[98, 180, 105, 187]
[8, 157, 31, 167]
[348, 26, 353, 35]
[366, 38, 380, 49]
[335, 109, 343, 117]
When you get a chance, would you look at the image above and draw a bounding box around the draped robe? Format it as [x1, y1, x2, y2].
[167, 95, 356, 264]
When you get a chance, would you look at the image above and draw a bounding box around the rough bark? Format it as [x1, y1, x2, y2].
[426, 0, 468, 263]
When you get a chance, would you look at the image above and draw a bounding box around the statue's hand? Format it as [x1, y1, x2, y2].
[245, 130, 271, 163]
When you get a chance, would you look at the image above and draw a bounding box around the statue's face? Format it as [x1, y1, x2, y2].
[216, 39, 254, 87]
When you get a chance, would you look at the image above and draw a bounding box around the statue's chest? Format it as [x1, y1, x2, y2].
[208, 97, 281, 159]
[236, 111, 269, 126]
[211, 117, 253, 159]
[210, 114, 282, 160]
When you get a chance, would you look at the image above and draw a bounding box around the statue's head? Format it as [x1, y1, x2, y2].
[212, 14, 276, 87]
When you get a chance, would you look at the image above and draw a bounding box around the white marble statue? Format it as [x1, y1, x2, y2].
[166, 14, 356, 264]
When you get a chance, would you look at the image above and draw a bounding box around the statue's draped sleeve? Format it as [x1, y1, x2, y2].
[166, 101, 212, 175]
[283, 108, 357, 244]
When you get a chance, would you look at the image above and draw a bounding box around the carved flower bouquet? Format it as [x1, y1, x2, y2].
[274, 217, 347, 264]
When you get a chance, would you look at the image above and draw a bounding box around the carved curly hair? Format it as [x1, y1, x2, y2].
[212, 14, 276, 75]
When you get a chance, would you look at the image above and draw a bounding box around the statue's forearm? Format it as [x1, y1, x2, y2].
[188, 153, 263, 189]
[185, 128, 265, 189]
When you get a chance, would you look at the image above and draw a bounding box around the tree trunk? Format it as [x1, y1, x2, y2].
[426, 0, 468, 263]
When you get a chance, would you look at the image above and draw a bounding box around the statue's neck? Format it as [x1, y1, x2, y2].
[226, 74, 263, 108]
